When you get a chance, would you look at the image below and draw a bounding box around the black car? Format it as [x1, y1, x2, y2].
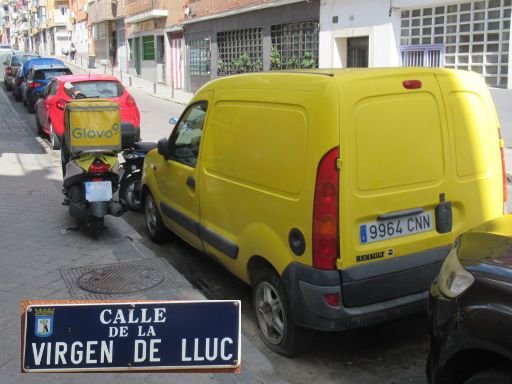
[12, 66, 24, 102]
[428, 214, 512, 384]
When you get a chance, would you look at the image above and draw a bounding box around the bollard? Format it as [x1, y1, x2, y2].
[80, 56, 83, 67]
[111, 66, 114, 76]
[120, 70, 123, 83]
[129, 77, 132, 87]
[171, 80, 174, 99]
[153, 82, 157, 94]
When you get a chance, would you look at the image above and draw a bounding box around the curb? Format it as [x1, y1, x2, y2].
[62, 59, 191, 106]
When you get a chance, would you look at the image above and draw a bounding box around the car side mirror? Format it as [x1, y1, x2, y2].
[169, 117, 178, 125]
[157, 138, 169, 157]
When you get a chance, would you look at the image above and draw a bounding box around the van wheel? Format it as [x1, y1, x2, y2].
[144, 190, 170, 243]
[253, 267, 313, 357]
[464, 368, 512, 384]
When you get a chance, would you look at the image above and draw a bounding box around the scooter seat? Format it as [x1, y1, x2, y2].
[133, 142, 157, 153]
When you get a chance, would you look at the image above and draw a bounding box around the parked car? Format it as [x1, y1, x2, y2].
[427, 214, 512, 384]
[3, 51, 39, 90]
[23, 64, 71, 113]
[141, 68, 506, 356]
[13, 57, 65, 103]
[35, 74, 141, 150]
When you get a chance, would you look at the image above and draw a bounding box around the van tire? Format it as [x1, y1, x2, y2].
[144, 190, 171, 243]
[464, 368, 512, 384]
[252, 267, 313, 357]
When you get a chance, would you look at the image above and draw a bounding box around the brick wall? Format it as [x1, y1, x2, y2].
[187, 0, 285, 19]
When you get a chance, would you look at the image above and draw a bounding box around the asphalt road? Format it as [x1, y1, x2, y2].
[6, 78, 512, 384]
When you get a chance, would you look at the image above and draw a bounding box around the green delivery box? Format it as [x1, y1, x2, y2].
[64, 99, 121, 154]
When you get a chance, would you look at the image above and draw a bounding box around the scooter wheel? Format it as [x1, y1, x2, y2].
[89, 216, 104, 238]
[120, 174, 142, 212]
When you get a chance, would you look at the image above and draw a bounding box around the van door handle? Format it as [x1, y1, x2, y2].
[378, 208, 424, 221]
[186, 176, 195, 190]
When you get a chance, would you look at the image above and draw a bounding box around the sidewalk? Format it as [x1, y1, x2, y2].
[0, 87, 274, 383]
[60, 56, 194, 106]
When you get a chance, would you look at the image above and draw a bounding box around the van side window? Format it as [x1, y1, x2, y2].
[168, 101, 207, 167]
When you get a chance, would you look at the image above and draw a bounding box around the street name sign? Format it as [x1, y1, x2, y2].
[21, 300, 241, 373]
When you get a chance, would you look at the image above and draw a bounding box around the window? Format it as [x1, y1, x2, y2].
[217, 28, 262, 75]
[143, 36, 155, 61]
[189, 39, 210, 76]
[169, 102, 207, 167]
[271, 20, 319, 70]
[34, 68, 72, 80]
[71, 81, 123, 98]
[400, 1, 512, 87]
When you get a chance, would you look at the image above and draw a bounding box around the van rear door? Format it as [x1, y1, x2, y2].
[335, 69, 502, 307]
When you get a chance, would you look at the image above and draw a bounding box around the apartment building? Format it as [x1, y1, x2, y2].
[87, 0, 124, 66]
[125, 0, 182, 85]
[182, 0, 320, 92]
[69, 0, 88, 63]
[320, 0, 512, 88]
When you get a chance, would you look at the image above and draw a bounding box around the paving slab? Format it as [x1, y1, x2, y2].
[0, 84, 277, 383]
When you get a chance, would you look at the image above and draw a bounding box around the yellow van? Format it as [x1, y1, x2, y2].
[141, 68, 506, 356]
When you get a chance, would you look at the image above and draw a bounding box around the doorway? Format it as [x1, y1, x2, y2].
[347, 36, 369, 68]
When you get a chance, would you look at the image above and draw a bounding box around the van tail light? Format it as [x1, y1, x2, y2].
[499, 128, 507, 210]
[89, 160, 110, 174]
[56, 99, 67, 110]
[5, 66, 12, 76]
[28, 81, 42, 89]
[403, 80, 422, 89]
[313, 147, 340, 270]
[126, 94, 136, 107]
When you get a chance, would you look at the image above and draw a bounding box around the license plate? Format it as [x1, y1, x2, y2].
[360, 211, 434, 244]
[85, 181, 112, 202]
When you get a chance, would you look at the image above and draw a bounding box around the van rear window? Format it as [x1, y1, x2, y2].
[71, 81, 123, 98]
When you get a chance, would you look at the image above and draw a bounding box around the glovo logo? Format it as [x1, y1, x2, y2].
[72, 123, 119, 140]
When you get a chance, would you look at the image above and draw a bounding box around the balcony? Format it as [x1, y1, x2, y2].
[53, 10, 68, 25]
[88, 0, 118, 23]
[125, 0, 168, 24]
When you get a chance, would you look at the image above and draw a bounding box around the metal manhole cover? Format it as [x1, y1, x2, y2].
[77, 265, 164, 294]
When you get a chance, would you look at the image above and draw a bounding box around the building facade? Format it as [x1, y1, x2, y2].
[69, 0, 88, 64]
[125, 0, 182, 85]
[183, 0, 320, 92]
[320, 0, 512, 88]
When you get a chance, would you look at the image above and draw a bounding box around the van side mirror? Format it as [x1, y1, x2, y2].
[157, 138, 169, 157]
[169, 117, 178, 125]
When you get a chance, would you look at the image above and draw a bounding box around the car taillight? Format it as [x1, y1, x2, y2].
[5, 66, 12, 76]
[89, 160, 110, 173]
[499, 128, 507, 208]
[313, 147, 340, 270]
[28, 81, 42, 89]
[56, 99, 67, 110]
[126, 94, 136, 107]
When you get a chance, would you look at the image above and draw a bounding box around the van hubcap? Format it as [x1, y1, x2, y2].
[256, 282, 285, 345]
[145, 196, 157, 232]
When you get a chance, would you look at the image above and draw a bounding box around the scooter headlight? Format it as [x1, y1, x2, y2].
[437, 242, 475, 299]
[123, 152, 138, 160]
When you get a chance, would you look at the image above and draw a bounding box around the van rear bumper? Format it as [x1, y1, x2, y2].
[281, 245, 451, 331]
